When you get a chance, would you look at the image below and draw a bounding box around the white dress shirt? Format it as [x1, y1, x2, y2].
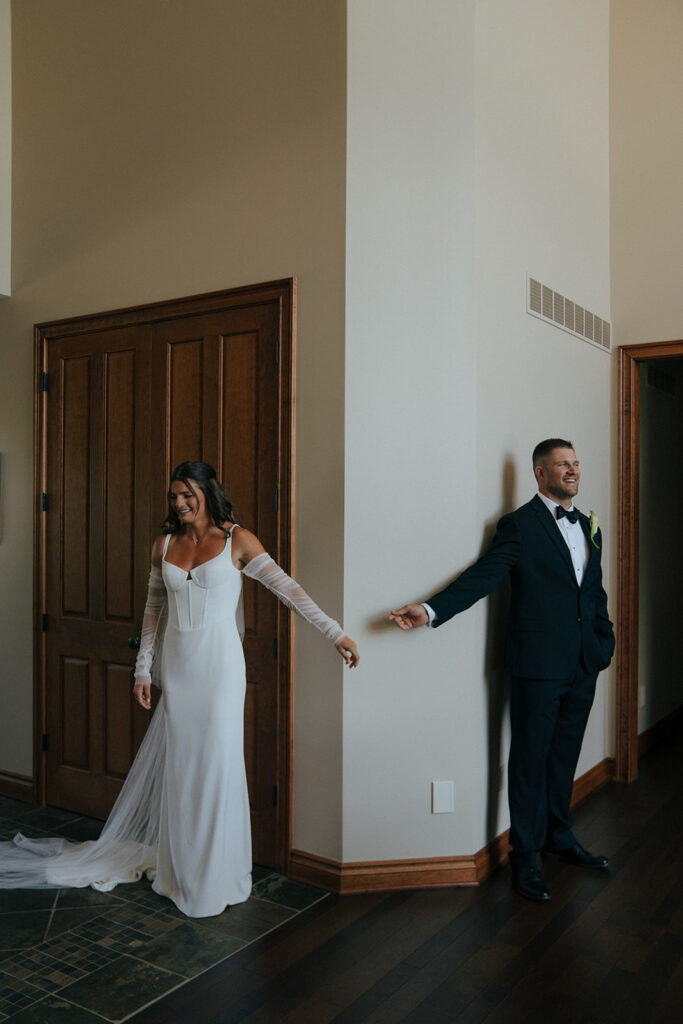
[537, 492, 589, 586]
[423, 492, 589, 627]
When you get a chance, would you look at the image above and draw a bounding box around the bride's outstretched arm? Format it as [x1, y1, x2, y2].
[234, 527, 359, 668]
[133, 538, 168, 708]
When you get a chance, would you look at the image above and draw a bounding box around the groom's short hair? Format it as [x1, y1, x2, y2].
[532, 438, 574, 467]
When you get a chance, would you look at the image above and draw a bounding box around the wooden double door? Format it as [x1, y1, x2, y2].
[35, 282, 294, 869]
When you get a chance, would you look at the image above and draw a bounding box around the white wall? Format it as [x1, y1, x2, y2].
[474, 0, 613, 797]
[344, 0, 478, 860]
[342, 0, 612, 864]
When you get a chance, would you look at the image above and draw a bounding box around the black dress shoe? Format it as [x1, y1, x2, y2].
[512, 862, 550, 901]
[544, 844, 608, 868]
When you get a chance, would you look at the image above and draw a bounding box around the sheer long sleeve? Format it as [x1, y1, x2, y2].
[134, 566, 167, 686]
[241, 553, 344, 644]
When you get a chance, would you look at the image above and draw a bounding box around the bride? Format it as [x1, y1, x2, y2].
[0, 461, 358, 918]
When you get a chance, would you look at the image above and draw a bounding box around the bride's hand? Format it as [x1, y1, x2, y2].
[133, 681, 152, 710]
[336, 636, 360, 668]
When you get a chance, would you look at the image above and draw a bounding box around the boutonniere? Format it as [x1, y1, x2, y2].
[589, 510, 600, 549]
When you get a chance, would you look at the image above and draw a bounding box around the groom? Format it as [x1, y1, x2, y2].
[390, 439, 615, 901]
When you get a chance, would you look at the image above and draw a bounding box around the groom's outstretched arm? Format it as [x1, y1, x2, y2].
[428, 515, 520, 626]
[390, 514, 520, 632]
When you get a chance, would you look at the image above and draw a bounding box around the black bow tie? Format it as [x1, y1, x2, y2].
[556, 506, 579, 524]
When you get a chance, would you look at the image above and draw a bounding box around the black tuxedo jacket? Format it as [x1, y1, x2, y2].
[427, 495, 615, 680]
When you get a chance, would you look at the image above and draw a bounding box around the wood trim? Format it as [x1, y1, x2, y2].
[34, 279, 295, 339]
[278, 279, 295, 874]
[0, 770, 35, 803]
[33, 329, 47, 804]
[617, 346, 641, 781]
[289, 849, 479, 894]
[571, 754, 615, 806]
[638, 705, 683, 758]
[291, 757, 615, 894]
[617, 339, 683, 782]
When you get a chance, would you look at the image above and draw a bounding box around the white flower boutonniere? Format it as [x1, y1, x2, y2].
[589, 510, 600, 549]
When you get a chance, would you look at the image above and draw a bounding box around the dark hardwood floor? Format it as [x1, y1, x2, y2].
[133, 720, 683, 1024]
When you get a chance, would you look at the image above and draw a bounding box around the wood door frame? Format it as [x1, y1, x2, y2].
[34, 279, 296, 872]
[617, 338, 683, 781]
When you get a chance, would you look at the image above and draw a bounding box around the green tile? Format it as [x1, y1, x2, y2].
[0, 820, 53, 841]
[197, 896, 295, 941]
[101, 877, 183, 916]
[251, 864, 277, 883]
[0, 968, 46, 1009]
[0, 797, 33, 818]
[59, 954, 184, 1022]
[0, 891, 56, 914]
[131, 919, 245, 976]
[251, 874, 328, 911]
[0, 912, 52, 951]
[55, 889, 124, 911]
[14, 809, 82, 832]
[44, 907, 110, 941]
[52, 818, 104, 842]
[6, 994, 110, 1023]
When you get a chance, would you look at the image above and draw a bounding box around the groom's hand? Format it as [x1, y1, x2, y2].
[389, 604, 429, 630]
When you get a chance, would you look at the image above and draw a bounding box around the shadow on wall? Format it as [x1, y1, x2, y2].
[482, 455, 516, 844]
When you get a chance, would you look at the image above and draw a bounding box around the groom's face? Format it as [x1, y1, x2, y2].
[536, 447, 580, 502]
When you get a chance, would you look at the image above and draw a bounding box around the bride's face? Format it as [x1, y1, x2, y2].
[169, 479, 206, 524]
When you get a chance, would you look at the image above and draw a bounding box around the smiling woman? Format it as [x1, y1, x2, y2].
[0, 461, 359, 917]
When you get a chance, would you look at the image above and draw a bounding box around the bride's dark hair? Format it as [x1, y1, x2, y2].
[164, 461, 236, 534]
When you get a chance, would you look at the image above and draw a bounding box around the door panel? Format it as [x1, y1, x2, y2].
[151, 301, 281, 865]
[38, 283, 293, 870]
[45, 327, 152, 818]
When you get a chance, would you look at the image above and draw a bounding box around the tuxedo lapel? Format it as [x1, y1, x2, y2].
[579, 513, 598, 585]
[530, 495, 578, 583]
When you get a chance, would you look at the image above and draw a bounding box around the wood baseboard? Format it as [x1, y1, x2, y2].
[638, 705, 683, 758]
[290, 756, 615, 895]
[0, 770, 35, 803]
[571, 755, 615, 806]
[289, 849, 479, 894]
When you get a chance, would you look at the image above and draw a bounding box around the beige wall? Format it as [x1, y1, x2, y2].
[0, 0, 9, 293]
[611, 0, 683, 347]
[0, 0, 348, 854]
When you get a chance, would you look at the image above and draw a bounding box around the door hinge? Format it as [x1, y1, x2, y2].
[41, 614, 48, 632]
[41, 733, 48, 752]
[273, 637, 278, 661]
[274, 488, 278, 512]
[272, 784, 277, 807]
[42, 372, 49, 392]
[41, 493, 48, 511]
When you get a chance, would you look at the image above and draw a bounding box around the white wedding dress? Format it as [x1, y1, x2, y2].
[153, 531, 251, 915]
[0, 529, 344, 918]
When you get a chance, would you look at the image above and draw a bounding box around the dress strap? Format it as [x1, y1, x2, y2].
[162, 534, 172, 556]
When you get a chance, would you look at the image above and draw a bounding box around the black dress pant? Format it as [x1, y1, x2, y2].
[508, 665, 597, 862]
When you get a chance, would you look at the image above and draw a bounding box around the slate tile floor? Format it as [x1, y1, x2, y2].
[0, 797, 328, 1023]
